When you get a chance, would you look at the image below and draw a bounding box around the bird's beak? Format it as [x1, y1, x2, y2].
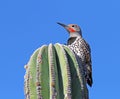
[57, 22, 69, 29]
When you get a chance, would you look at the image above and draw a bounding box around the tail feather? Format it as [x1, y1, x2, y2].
[86, 72, 93, 87]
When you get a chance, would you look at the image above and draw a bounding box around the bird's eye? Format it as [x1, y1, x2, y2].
[72, 25, 74, 27]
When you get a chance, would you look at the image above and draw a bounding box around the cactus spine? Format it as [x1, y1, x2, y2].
[24, 43, 88, 99]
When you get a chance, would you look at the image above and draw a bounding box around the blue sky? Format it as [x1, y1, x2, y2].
[0, 0, 120, 99]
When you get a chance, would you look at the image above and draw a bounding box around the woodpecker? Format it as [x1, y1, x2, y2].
[57, 22, 93, 87]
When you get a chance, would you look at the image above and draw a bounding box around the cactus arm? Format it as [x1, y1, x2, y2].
[55, 43, 72, 99]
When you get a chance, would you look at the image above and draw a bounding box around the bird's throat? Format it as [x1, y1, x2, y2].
[69, 32, 81, 38]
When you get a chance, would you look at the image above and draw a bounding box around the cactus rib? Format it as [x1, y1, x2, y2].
[63, 45, 88, 99]
[55, 43, 72, 99]
[36, 45, 47, 99]
[36, 45, 49, 99]
[24, 48, 40, 99]
[48, 44, 60, 99]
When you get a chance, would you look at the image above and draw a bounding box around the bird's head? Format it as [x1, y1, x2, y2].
[57, 22, 82, 37]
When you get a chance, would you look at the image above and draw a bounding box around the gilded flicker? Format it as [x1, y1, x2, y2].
[57, 22, 93, 87]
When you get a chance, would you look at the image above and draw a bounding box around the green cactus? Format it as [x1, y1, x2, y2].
[24, 43, 88, 99]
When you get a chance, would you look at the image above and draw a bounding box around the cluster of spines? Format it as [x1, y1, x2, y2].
[24, 64, 30, 99]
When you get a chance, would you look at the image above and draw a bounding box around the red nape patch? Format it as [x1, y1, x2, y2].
[68, 27, 76, 32]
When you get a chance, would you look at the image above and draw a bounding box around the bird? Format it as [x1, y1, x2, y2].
[57, 22, 93, 87]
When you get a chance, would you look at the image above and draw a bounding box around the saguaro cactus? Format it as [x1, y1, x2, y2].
[24, 43, 88, 99]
